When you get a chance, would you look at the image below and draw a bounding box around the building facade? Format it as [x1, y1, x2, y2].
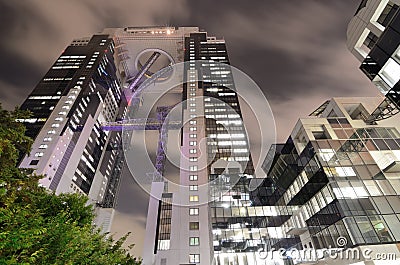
[259, 97, 400, 265]
[347, 0, 400, 122]
[140, 30, 261, 265]
[18, 14, 400, 265]
[19, 34, 125, 231]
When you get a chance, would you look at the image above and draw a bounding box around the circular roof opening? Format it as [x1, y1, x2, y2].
[135, 49, 174, 81]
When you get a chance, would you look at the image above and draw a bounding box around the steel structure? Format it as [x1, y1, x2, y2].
[98, 53, 178, 207]
[366, 97, 400, 124]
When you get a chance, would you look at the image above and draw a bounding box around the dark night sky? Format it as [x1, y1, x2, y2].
[0, 0, 380, 256]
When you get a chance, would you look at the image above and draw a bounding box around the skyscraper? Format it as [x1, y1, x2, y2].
[18, 34, 123, 231]
[18, 27, 263, 263]
[140, 31, 260, 265]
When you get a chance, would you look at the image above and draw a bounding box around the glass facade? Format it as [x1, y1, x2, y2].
[358, 1, 400, 110]
[258, 99, 400, 256]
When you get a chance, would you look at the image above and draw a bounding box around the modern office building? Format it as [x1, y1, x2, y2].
[138, 29, 262, 264]
[18, 26, 207, 232]
[347, 0, 400, 122]
[235, 2, 400, 264]
[258, 97, 400, 265]
[18, 34, 124, 231]
[18, 26, 265, 263]
[19, 15, 400, 265]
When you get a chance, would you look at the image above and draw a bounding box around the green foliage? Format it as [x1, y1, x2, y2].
[0, 105, 141, 265]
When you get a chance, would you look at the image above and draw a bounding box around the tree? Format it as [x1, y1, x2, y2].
[0, 105, 141, 264]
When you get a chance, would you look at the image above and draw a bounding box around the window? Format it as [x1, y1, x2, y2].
[189, 254, 200, 263]
[51, 124, 60, 128]
[190, 127, 197, 131]
[189, 157, 198, 162]
[377, 2, 399, 27]
[363, 31, 378, 50]
[190, 195, 199, 202]
[380, 58, 400, 88]
[312, 129, 330, 140]
[189, 222, 199, 230]
[190, 120, 197, 125]
[190, 185, 198, 191]
[190, 134, 197, 138]
[39, 144, 48, 149]
[190, 165, 198, 172]
[189, 208, 199, 215]
[43, 137, 52, 142]
[35, 152, 44, 157]
[189, 175, 198, 181]
[189, 237, 199, 246]
[190, 149, 197, 154]
[189, 141, 197, 146]
[29, 160, 39, 165]
[335, 167, 357, 177]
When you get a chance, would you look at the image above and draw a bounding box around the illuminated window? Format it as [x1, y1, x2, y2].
[189, 254, 200, 263]
[318, 149, 335, 162]
[189, 141, 197, 146]
[190, 120, 197, 125]
[189, 149, 197, 154]
[189, 175, 198, 181]
[380, 58, 400, 88]
[190, 134, 197, 138]
[189, 195, 199, 202]
[190, 166, 198, 171]
[43, 137, 52, 142]
[189, 208, 199, 215]
[189, 157, 198, 162]
[39, 144, 48, 149]
[35, 152, 44, 157]
[189, 185, 198, 191]
[335, 167, 357, 177]
[190, 127, 197, 131]
[233, 148, 248, 153]
[189, 237, 199, 246]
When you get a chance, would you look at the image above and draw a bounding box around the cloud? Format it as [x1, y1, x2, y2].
[0, 0, 189, 107]
[0, 0, 383, 258]
[177, 1, 379, 142]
